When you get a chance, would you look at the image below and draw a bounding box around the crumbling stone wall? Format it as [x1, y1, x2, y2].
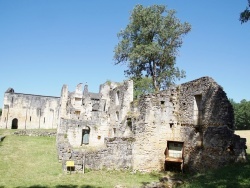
[183, 125, 247, 172]
[85, 137, 134, 170]
[129, 77, 246, 172]
[56, 80, 134, 172]
[56, 134, 134, 172]
[178, 77, 234, 129]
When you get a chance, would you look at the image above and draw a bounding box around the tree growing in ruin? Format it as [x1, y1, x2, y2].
[114, 5, 191, 91]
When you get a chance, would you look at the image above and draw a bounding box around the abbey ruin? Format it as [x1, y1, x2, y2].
[0, 77, 247, 172]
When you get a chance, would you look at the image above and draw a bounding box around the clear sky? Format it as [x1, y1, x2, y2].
[0, 0, 249, 108]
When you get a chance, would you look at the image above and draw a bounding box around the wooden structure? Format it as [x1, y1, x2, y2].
[164, 141, 184, 172]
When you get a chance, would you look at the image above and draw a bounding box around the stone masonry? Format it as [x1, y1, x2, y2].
[1, 76, 247, 173]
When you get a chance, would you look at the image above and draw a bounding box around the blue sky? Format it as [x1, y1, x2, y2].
[0, 0, 249, 108]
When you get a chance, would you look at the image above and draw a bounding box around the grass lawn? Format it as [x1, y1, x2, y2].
[0, 129, 249, 188]
[0, 130, 158, 188]
[179, 130, 250, 188]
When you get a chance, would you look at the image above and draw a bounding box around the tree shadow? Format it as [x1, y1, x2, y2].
[15, 185, 99, 188]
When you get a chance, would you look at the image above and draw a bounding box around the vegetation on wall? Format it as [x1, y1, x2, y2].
[230, 99, 250, 130]
[114, 4, 191, 92]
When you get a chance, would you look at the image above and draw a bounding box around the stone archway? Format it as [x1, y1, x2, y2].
[11, 118, 18, 129]
[82, 126, 90, 145]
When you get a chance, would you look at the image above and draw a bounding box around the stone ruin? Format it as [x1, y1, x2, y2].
[56, 77, 247, 173]
[0, 76, 247, 172]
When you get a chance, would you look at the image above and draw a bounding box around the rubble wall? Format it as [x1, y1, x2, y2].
[131, 77, 246, 172]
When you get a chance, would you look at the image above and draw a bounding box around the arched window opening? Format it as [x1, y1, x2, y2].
[82, 126, 90, 145]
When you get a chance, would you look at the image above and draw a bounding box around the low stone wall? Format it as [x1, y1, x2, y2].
[57, 133, 85, 172]
[56, 134, 134, 172]
[14, 130, 57, 137]
[85, 137, 134, 170]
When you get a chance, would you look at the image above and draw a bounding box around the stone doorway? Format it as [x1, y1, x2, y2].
[82, 127, 90, 145]
[11, 118, 18, 129]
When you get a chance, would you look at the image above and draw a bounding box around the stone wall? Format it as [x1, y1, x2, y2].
[183, 125, 246, 172]
[85, 137, 134, 170]
[129, 77, 246, 172]
[56, 133, 134, 172]
[178, 77, 234, 129]
[13, 130, 57, 137]
[0, 89, 60, 129]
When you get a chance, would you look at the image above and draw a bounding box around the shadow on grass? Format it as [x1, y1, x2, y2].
[179, 154, 250, 188]
[15, 185, 99, 188]
[140, 154, 250, 188]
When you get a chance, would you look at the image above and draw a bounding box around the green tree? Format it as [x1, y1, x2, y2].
[114, 5, 191, 92]
[230, 99, 250, 130]
[240, 0, 250, 23]
[133, 77, 154, 99]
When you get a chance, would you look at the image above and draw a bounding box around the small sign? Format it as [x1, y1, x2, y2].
[66, 161, 74, 167]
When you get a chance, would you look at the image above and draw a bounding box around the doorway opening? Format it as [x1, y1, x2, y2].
[164, 141, 184, 173]
[11, 118, 18, 129]
[82, 127, 90, 145]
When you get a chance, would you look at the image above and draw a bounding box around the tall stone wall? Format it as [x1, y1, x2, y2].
[178, 77, 234, 129]
[1, 89, 60, 129]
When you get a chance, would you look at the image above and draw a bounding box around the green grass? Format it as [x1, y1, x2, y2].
[178, 130, 250, 188]
[178, 156, 250, 188]
[1, 129, 250, 188]
[0, 130, 158, 188]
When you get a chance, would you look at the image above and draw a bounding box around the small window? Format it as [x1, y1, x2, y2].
[75, 111, 80, 115]
[127, 118, 132, 131]
[169, 123, 174, 128]
[98, 136, 101, 140]
[161, 101, 165, 105]
[44, 117, 45, 123]
[30, 116, 31, 122]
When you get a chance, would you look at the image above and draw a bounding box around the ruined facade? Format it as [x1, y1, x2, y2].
[1, 77, 247, 172]
[0, 88, 60, 129]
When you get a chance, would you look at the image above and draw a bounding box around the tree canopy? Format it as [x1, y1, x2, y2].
[114, 5, 191, 92]
[133, 76, 154, 99]
[240, 0, 250, 23]
[230, 99, 250, 130]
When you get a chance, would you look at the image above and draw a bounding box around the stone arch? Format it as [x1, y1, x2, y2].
[82, 126, 90, 145]
[11, 118, 18, 129]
